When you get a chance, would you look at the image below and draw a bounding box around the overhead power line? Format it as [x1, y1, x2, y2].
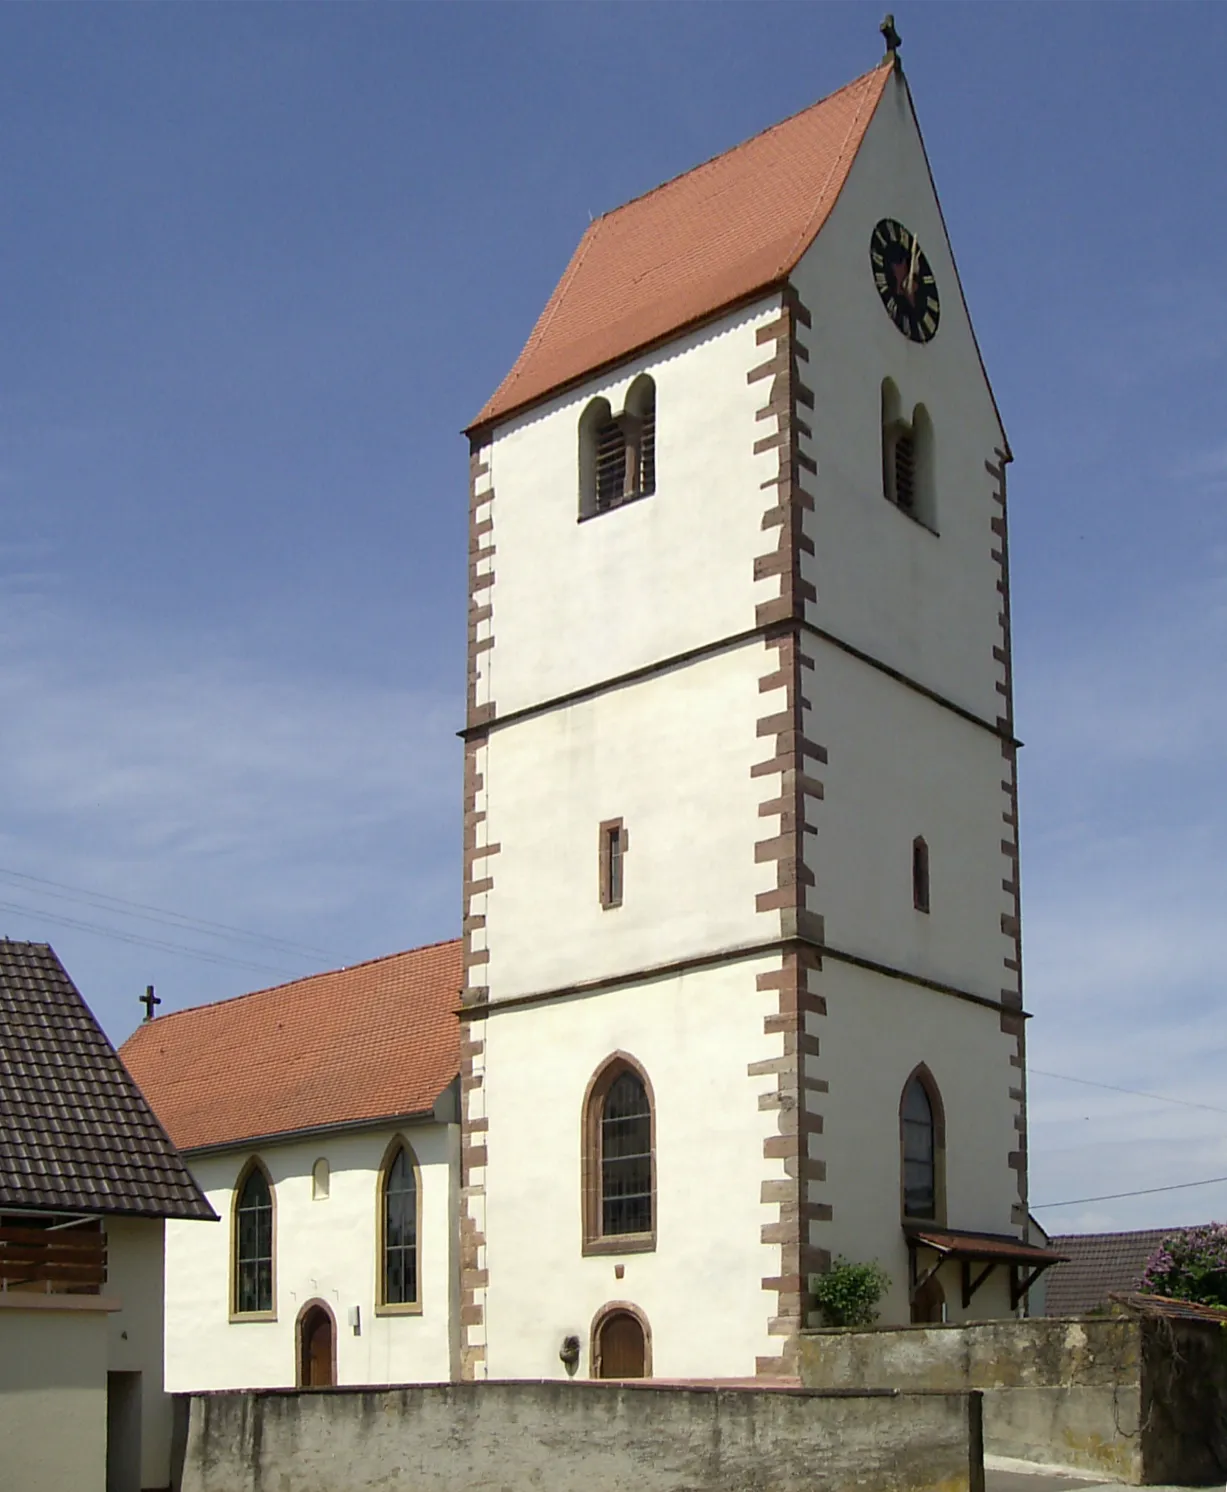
[1030, 1067, 1227, 1119]
[1032, 1175, 1227, 1210]
[0, 897, 303, 982]
[0, 865, 340, 964]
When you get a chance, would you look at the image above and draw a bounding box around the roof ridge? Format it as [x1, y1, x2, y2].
[593, 63, 890, 227]
[777, 65, 891, 273]
[128, 937, 462, 1031]
[1053, 1226, 1189, 1242]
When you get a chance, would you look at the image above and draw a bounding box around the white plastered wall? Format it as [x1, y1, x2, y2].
[480, 643, 771, 1001]
[164, 1122, 455, 1391]
[791, 68, 1008, 725]
[105, 1216, 174, 1488]
[480, 300, 784, 719]
[803, 639, 1014, 998]
[479, 957, 784, 1381]
[783, 66, 1024, 1297]
[814, 959, 1017, 1324]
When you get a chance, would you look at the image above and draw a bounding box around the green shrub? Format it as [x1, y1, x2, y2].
[810, 1257, 891, 1327]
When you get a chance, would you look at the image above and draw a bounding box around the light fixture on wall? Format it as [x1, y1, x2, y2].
[348, 1305, 362, 1336]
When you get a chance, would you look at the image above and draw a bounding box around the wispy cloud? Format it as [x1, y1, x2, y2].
[1020, 556, 1227, 1231]
[0, 573, 460, 1041]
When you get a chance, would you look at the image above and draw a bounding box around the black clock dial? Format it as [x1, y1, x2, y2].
[870, 218, 940, 344]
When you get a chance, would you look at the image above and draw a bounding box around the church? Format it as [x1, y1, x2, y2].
[123, 36, 1055, 1392]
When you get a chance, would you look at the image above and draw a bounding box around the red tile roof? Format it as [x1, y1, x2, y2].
[120, 941, 462, 1153]
[471, 64, 893, 432]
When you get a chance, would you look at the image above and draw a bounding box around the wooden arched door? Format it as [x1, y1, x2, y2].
[595, 1309, 646, 1379]
[298, 1301, 335, 1387]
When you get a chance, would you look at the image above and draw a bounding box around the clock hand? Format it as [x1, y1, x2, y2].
[907, 235, 920, 297]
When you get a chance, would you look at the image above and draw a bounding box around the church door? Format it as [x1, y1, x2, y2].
[298, 1303, 335, 1388]
[595, 1310, 646, 1379]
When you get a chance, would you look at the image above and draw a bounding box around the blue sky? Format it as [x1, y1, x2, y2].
[3, 3, 1225, 1236]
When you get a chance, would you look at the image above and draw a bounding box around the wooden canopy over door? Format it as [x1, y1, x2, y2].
[595, 1310, 646, 1379]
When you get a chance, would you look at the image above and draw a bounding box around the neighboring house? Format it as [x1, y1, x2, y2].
[120, 943, 461, 1392]
[1041, 1228, 1180, 1316]
[456, 43, 1059, 1382]
[0, 941, 213, 1492]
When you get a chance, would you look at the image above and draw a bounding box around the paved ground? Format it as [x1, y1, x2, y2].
[986, 1468, 1211, 1492]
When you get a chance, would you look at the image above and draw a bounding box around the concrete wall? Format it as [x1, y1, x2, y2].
[165, 1120, 456, 1392]
[0, 1297, 112, 1492]
[798, 1315, 1227, 1486]
[175, 1381, 984, 1492]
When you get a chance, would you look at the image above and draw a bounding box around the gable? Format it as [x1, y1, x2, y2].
[471, 64, 892, 432]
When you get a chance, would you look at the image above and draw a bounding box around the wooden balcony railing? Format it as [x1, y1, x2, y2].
[0, 1224, 107, 1293]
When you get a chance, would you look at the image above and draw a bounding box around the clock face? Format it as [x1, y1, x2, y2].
[870, 219, 940, 344]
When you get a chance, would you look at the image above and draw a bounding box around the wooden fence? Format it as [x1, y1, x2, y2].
[0, 1222, 107, 1292]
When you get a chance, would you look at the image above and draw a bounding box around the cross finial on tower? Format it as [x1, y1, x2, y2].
[141, 983, 161, 1021]
[880, 13, 902, 66]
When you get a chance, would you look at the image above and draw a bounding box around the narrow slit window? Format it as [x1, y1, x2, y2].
[912, 836, 930, 913]
[600, 819, 625, 909]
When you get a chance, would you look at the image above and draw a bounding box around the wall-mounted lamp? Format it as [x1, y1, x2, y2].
[348, 1305, 362, 1336]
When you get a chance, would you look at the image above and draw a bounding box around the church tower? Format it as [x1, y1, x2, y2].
[458, 45, 1034, 1382]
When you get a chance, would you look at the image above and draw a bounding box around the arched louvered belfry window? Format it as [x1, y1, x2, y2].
[378, 1139, 420, 1310]
[900, 1066, 945, 1223]
[881, 380, 936, 528]
[233, 1159, 275, 1316]
[582, 1055, 655, 1253]
[578, 377, 657, 519]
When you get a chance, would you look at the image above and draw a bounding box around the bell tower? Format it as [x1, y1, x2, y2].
[456, 48, 1036, 1382]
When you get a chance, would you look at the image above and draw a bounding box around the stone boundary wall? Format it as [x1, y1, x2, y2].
[172, 1379, 984, 1492]
[798, 1315, 1227, 1486]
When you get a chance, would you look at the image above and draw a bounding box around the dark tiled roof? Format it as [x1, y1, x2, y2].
[0, 942, 214, 1220]
[1043, 1228, 1177, 1315]
[121, 942, 462, 1153]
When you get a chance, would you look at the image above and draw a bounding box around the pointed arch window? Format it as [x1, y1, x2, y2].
[583, 1056, 655, 1254]
[232, 1160, 274, 1317]
[900, 1067, 946, 1224]
[377, 1140, 421, 1312]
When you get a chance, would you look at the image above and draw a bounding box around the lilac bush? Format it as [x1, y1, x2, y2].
[1140, 1223, 1227, 1306]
